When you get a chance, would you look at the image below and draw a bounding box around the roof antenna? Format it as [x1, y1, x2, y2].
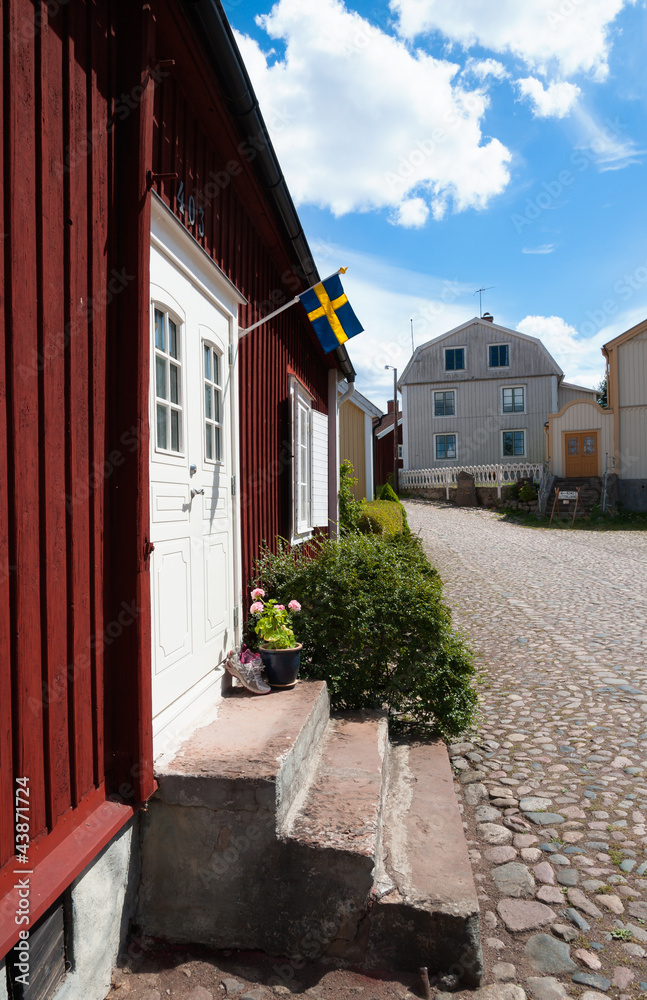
[474, 286, 494, 317]
[410, 317, 414, 354]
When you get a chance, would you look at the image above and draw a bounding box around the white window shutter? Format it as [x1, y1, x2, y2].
[311, 409, 329, 527]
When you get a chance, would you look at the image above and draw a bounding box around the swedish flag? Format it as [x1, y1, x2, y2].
[299, 269, 364, 354]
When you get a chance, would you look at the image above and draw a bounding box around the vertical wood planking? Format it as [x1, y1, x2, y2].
[0, 0, 14, 868]
[38, 1, 72, 826]
[7, 0, 48, 840]
[88, 0, 110, 787]
[65, 1, 95, 804]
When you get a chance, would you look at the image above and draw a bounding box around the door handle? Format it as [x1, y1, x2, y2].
[191, 488, 205, 498]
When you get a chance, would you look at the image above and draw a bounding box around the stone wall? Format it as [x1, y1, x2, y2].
[619, 479, 647, 511]
[402, 485, 516, 509]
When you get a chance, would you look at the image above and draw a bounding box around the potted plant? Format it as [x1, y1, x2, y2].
[249, 588, 302, 688]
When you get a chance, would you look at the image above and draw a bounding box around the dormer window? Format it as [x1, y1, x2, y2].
[445, 347, 465, 371]
[489, 344, 509, 367]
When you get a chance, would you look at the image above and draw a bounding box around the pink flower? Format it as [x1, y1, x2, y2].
[276, 604, 285, 611]
[288, 600, 301, 612]
[250, 602, 263, 614]
[250, 587, 265, 599]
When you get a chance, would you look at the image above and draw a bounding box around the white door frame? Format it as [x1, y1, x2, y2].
[149, 193, 246, 756]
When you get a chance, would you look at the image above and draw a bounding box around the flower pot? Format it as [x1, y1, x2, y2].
[259, 644, 302, 688]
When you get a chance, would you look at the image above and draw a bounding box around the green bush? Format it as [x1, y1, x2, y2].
[358, 499, 405, 535]
[518, 481, 538, 502]
[378, 482, 399, 502]
[338, 460, 363, 534]
[250, 533, 477, 737]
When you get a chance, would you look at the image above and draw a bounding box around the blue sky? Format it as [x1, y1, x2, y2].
[226, 0, 647, 409]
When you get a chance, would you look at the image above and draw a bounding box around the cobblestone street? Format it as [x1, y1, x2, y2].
[405, 500, 647, 1000]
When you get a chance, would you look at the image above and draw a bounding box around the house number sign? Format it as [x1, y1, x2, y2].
[176, 181, 205, 238]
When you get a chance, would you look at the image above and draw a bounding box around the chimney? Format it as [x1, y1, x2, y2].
[482, 312, 494, 323]
[387, 400, 402, 415]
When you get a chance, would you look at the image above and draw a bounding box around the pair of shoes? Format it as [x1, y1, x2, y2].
[225, 647, 271, 695]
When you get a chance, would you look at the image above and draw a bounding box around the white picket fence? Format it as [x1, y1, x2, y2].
[399, 463, 543, 500]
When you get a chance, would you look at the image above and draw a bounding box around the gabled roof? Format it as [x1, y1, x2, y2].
[376, 417, 402, 440]
[399, 316, 564, 385]
[339, 385, 382, 418]
[561, 381, 597, 393]
[602, 315, 647, 354]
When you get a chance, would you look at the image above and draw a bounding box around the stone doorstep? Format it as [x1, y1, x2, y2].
[138, 681, 482, 983]
[284, 713, 389, 857]
[154, 680, 330, 824]
[367, 741, 483, 986]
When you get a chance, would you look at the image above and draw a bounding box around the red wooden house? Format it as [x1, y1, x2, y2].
[0, 1, 354, 995]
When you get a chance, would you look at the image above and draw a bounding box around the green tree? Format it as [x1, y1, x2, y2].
[597, 375, 608, 408]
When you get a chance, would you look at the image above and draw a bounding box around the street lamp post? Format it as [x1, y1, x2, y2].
[384, 365, 398, 493]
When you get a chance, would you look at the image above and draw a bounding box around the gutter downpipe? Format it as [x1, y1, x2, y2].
[182, 0, 355, 383]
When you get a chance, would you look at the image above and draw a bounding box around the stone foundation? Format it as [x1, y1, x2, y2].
[618, 478, 647, 511]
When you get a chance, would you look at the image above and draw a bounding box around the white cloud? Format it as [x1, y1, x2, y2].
[390, 0, 632, 81]
[391, 197, 430, 227]
[522, 244, 555, 254]
[234, 0, 511, 225]
[517, 77, 581, 118]
[462, 57, 509, 81]
[570, 107, 645, 171]
[516, 314, 606, 385]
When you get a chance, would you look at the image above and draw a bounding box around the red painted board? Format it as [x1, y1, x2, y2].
[7, 0, 48, 842]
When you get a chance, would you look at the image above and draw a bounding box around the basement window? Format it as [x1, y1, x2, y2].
[6, 897, 68, 1000]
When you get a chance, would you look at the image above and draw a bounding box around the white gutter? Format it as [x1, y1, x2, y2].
[337, 380, 356, 406]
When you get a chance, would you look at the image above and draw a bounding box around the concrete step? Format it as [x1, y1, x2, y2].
[277, 713, 389, 963]
[367, 740, 483, 985]
[137, 681, 330, 949]
[137, 683, 482, 985]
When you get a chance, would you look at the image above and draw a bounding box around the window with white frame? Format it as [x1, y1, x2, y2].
[203, 342, 223, 463]
[502, 386, 525, 413]
[434, 390, 455, 416]
[397, 444, 403, 460]
[154, 306, 183, 453]
[489, 344, 509, 367]
[290, 377, 328, 540]
[502, 430, 525, 457]
[444, 347, 465, 371]
[435, 433, 456, 460]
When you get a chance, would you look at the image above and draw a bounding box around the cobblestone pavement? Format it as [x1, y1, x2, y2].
[404, 500, 647, 1000]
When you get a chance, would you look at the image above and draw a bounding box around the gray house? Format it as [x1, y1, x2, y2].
[400, 316, 596, 470]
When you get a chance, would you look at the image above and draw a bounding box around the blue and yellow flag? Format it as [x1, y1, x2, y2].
[299, 269, 364, 354]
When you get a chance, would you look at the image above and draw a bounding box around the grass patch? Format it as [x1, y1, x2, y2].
[610, 928, 633, 941]
[498, 508, 647, 531]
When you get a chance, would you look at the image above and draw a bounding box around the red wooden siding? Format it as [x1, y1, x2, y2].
[0, 0, 155, 956]
[151, 4, 333, 589]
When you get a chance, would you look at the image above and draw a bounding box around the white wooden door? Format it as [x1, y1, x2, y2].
[149, 245, 235, 723]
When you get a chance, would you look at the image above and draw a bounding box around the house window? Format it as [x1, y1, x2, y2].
[502, 386, 525, 413]
[290, 377, 328, 540]
[444, 347, 465, 371]
[434, 390, 455, 416]
[397, 444, 403, 460]
[489, 344, 509, 367]
[154, 306, 183, 453]
[203, 342, 223, 463]
[435, 434, 457, 460]
[295, 393, 310, 534]
[503, 430, 525, 457]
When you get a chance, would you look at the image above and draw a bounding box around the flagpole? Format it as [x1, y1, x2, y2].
[238, 268, 347, 336]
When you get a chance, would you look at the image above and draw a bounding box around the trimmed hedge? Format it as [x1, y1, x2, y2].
[250, 532, 477, 737]
[378, 482, 400, 502]
[358, 499, 405, 535]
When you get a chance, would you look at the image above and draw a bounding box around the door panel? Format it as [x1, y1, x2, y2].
[564, 431, 598, 477]
[149, 251, 235, 720]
